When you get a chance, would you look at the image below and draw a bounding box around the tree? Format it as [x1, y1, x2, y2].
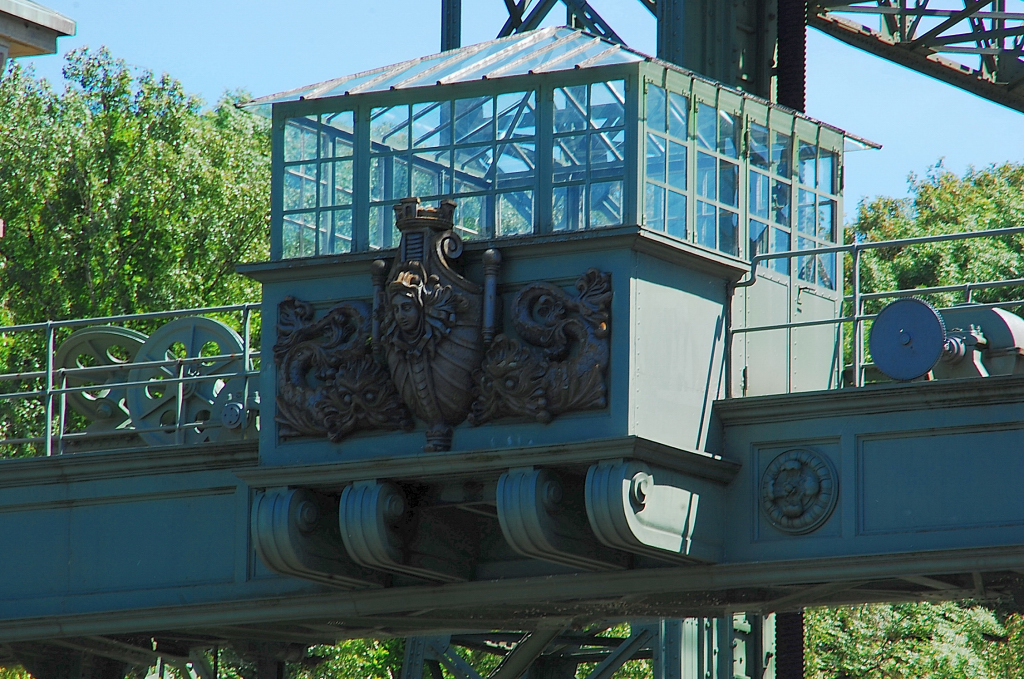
[849, 162, 1024, 313]
[0, 47, 270, 324]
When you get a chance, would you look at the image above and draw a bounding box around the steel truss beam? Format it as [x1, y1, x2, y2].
[812, 1, 1024, 113]
[497, 0, 625, 44]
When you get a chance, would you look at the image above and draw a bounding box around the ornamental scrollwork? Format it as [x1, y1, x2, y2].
[274, 297, 412, 442]
[469, 269, 611, 425]
[759, 448, 838, 534]
[274, 197, 613, 451]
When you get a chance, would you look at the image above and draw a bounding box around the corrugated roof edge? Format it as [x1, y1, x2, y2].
[238, 27, 638, 109]
[236, 27, 880, 150]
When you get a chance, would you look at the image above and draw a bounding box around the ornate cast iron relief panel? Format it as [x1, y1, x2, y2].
[759, 448, 838, 534]
[274, 298, 413, 441]
[470, 269, 611, 425]
[273, 197, 612, 452]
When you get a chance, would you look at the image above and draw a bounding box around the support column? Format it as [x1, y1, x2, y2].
[775, 611, 804, 679]
[776, 0, 807, 111]
[441, 0, 461, 51]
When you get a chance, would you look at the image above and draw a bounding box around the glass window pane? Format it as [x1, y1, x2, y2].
[590, 129, 625, 178]
[817, 253, 836, 289]
[818, 151, 836, 195]
[412, 150, 451, 197]
[284, 164, 317, 211]
[554, 85, 588, 133]
[553, 185, 584, 232]
[393, 155, 410, 199]
[455, 145, 493, 188]
[667, 190, 687, 240]
[749, 122, 769, 169]
[718, 210, 739, 256]
[321, 111, 354, 159]
[817, 197, 835, 242]
[282, 211, 316, 259]
[497, 91, 536, 139]
[645, 183, 665, 232]
[412, 101, 450, 149]
[284, 117, 318, 163]
[369, 203, 402, 250]
[455, 194, 488, 240]
[719, 160, 739, 207]
[798, 141, 817, 187]
[772, 131, 792, 178]
[772, 179, 791, 226]
[697, 152, 716, 200]
[771, 227, 791, 275]
[668, 141, 687, 190]
[797, 189, 816, 235]
[371, 105, 410, 150]
[322, 160, 353, 207]
[497, 191, 533, 236]
[320, 208, 353, 255]
[696, 103, 716, 150]
[646, 133, 666, 183]
[797, 236, 815, 283]
[647, 83, 666, 133]
[496, 142, 536, 189]
[696, 201, 716, 249]
[454, 97, 494, 144]
[553, 135, 587, 183]
[591, 80, 625, 129]
[589, 180, 622, 227]
[749, 171, 769, 220]
[669, 92, 688, 139]
[370, 156, 385, 202]
[750, 219, 769, 261]
[718, 110, 739, 158]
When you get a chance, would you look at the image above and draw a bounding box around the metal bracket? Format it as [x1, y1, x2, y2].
[497, 467, 628, 571]
[251, 488, 384, 588]
[585, 460, 723, 562]
[339, 480, 470, 583]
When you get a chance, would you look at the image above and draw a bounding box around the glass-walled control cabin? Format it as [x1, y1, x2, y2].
[250, 26, 846, 285]
[247, 27, 853, 396]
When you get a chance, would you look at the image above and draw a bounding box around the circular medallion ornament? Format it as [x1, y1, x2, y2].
[760, 448, 838, 534]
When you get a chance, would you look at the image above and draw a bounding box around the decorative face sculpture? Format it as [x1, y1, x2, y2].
[390, 290, 421, 337]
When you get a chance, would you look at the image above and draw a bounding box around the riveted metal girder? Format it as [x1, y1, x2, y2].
[812, 1, 1024, 114]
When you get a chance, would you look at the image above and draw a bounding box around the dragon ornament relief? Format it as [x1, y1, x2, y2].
[273, 298, 413, 442]
[273, 197, 613, 452]
[469, 269, 612, 425]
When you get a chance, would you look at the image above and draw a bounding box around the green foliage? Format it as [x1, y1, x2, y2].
[848, 163, 1024, 314]
[296, 639, 405, 679]
[805, 602, 1010, 679]
[0, 48, 270, 324]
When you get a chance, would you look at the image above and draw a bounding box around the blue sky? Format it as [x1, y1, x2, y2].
[19, 0, 1024, 220]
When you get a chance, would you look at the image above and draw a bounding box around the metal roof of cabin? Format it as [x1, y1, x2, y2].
[243, 27, 644, 107]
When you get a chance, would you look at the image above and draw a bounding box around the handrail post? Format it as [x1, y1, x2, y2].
[852, 245, 862, 388]
[725, 282, 734, 399]
[175, 353, 185, 447]
[242, 305, 253, 439]
[58, 370, 67, 455]
[44, 321, 54, 456]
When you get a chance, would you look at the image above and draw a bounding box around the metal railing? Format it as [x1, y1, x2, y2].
[729, 226, 1024, 394]
[0, 303, 261, 457]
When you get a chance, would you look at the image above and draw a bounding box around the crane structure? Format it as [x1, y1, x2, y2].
[2, 2, 1024, 679]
